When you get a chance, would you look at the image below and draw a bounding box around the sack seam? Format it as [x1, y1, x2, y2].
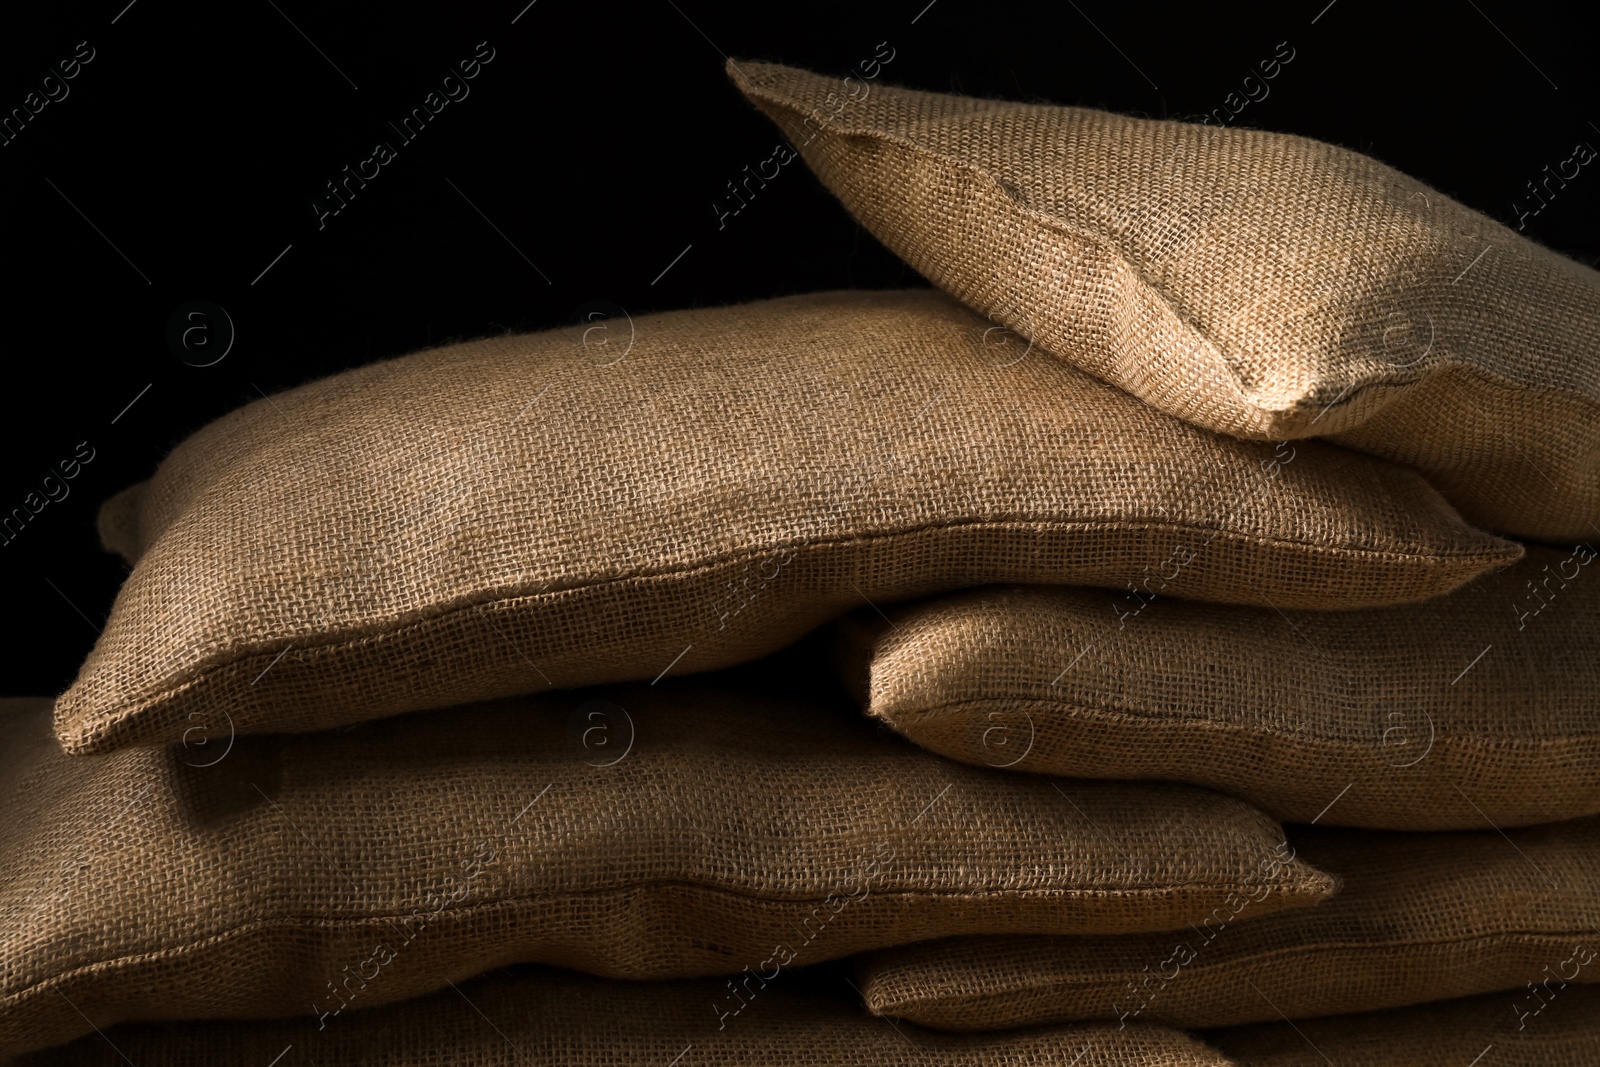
[1, 878, 1328, 1008]
[882, 696, 1600, 746]
[60, 515, 1514, 746]
[866, 928, 1596, 1016]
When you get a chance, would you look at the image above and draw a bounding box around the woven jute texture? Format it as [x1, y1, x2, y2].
[836, 544, 1600, 829]
[855, 820, 1600, 1030]
[728, 61, 1600, 541]
[0, 687, 1329, 1055]
[57, 289, 1515, 755]
[1208, 987, 1600, 1066]
[13, 967, 1234, 1067]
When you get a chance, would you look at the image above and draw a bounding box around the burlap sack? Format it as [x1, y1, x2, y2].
[13, 967, 1234, 1066]
[57, 290, 1515, 755]
[1208, 987, 1600, 1066]
[837, 544, 1600, 829]
[728, 61, 1600, 540]
[0, 688, 1328, 1055]
[855, 820, 1600, 1030]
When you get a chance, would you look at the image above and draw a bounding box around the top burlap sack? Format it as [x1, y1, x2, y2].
[57, 290, 1513, 753]
[729, 61, 1600, 541]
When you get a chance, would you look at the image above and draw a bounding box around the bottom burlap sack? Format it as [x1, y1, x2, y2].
[856, 820, 1600, 1029]
[0, 686, 1326, 1055]
[1208, 986, 1600, 1065]
[12, 965, 1233, 1066]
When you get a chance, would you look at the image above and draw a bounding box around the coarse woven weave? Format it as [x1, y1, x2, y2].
[57, 289, 1516, 754]
[855, 820, 1600, 1030]
[12, 966, 1234, 1067]
[0, 687, 1329, 1055]
[1207, 987, 1600, 1066]
[728, 61, 1600, 540]
[835, 544, 1600, 829]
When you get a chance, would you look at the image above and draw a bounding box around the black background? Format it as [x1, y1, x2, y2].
[3, 0, 1597, 694]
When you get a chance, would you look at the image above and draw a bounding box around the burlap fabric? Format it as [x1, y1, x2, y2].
[0, 688, 1329, 1055]
[729, 62, 1600, 541]
[836, 544, 1600, 829]
[855, 820, 1600, 1030]
[1208, 987, 1600, 1066]
[12, 967, 1233, 1066]
[57, 290, 1515, 755]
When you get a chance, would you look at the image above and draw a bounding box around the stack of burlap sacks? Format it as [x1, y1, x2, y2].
[3, 62, 1597, 1065]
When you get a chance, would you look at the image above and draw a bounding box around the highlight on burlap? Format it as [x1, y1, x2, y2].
[0, 687, 1331, 1056]
[1207, 986, 1600, 1066]
[854, 820, 1600, 1030]
[57, 290, 1517, 754]
[835, 544, 1600, 829]
[13, 966, 1236, 1066]
[728, 61, 1600, 540]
